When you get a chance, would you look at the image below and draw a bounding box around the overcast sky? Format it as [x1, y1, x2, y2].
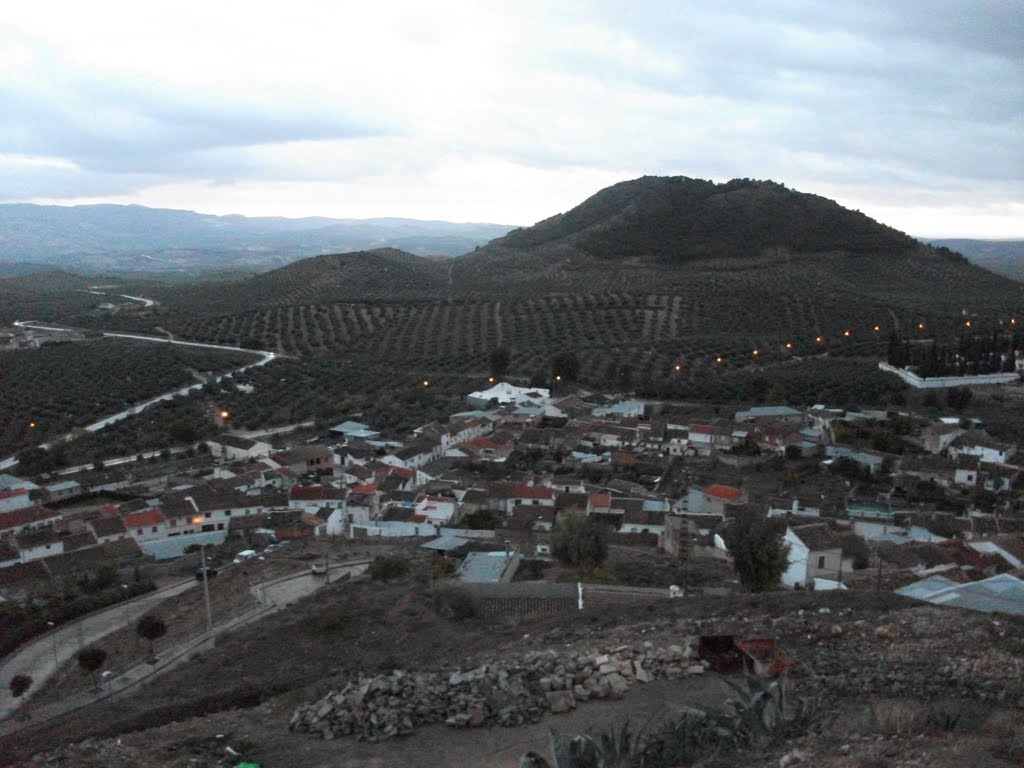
[1, 1, 1021, 237]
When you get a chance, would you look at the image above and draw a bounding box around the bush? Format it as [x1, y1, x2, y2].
[433, 586, 477, 620]
[551, 512, 608, 572]
[368, 555, 409, 582]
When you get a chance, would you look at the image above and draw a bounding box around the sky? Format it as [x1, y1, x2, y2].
[0, 1, 1021, 237]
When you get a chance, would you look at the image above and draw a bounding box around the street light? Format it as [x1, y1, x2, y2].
[121, 584, 130, 627]
[47, 621, 57, 667]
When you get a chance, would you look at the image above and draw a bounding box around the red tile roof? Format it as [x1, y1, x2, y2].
[122, 509, 166, 528]
[514, 485, 553, 500]
[703, 484, 741, 502]
[0, 505, 60, 531]
[290, 485, 325, 501]
[350, 483, 378, 495]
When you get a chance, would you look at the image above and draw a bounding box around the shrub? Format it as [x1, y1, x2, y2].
[551, 512, 608, 571]
[368, 555, 409, 582]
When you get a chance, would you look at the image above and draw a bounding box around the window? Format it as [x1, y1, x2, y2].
[225, 510, 232, 516]
[137, 528, 143, 535]
[817, 555, 825, 569]
[205, 512, 212, 519]
[151, 526, 157, 533]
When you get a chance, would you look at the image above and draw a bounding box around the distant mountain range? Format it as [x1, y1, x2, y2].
[0, 203, 515, 274]
[926, 239, 1024, 281]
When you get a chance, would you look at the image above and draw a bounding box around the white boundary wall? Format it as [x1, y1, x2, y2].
[878, 362, 1020, 389]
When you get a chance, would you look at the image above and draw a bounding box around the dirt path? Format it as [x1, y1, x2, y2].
[255, 677, 732, 768]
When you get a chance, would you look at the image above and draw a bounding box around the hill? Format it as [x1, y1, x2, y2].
[4, 176, 1023, 447]
[0, 203, 514, 274]
[927, 238, 1024, 281]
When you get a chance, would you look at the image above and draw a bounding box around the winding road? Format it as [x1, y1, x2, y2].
[1, 317, 279, 470]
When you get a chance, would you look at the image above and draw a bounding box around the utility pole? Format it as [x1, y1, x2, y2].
[199, 545, 213, 635]
[325, 548, 330, 584]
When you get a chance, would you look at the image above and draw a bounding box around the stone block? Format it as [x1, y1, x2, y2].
[546, 690, 576, 714]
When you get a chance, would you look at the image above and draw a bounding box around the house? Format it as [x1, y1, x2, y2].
[948, 430, 1017, 465]
[0, 488, 35, 515]
[14, 527, 65, 562]
[826, 446, 896, 475]
[953, 457, 982, 488]
[734, 405, 805, 425]
[42, 480, 83, 502]
[288, 484, 347, 514]
[270, 445, 335, 476]
[384, 440, 440, 470]
[513, 484, 555, 509]
[414, 495, 460, 526]
[0, 505, 62, 535]
[87, 515, 128, 543]
[347, 483, 380, 522]
[687, 484, 743, 518]
[782, 524, 844, 589]
[122, 509, 168, 542]
[466, 382, 550, 408]
[206, 435, 273, 462]
[899, 455, 956, 488]
[158, 486, 280, 538]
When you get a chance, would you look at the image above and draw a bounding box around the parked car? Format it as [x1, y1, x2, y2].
[310, 563, 327, 576]
[195, 565, 219, 581]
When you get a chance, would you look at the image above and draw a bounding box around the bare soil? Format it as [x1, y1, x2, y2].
[3, 544, 1023, 768]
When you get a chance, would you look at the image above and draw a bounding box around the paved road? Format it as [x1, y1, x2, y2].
[0, 320, 279, 470]
[0, 579, 197, 720]
[0, 561, 369, 729]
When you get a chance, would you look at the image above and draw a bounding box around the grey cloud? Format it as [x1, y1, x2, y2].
[0, 72, 385, 177]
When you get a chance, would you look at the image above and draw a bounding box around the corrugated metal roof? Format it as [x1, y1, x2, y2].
[457, 550, 517, 583]
[896, 573, 1024, 616]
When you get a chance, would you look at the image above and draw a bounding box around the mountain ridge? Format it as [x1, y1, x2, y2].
[0, 203, 515, 273]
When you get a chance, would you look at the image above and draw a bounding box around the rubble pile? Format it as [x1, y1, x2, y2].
[289, 640, 705, 742]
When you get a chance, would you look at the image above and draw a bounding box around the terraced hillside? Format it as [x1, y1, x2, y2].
[5, 176, 1023, 442]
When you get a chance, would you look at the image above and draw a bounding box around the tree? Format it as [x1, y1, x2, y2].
[723, 513, 790, 592]
[946, 386, 973, 413]
[9, 674, 32, 720]
[488, 347, 511, 379]
[551, 512, 608, 572]
[136, 615, 168, 662]
[9, 673, 32, 699]
[550, 351, 581, 382]
[77, 647, 107, 690]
